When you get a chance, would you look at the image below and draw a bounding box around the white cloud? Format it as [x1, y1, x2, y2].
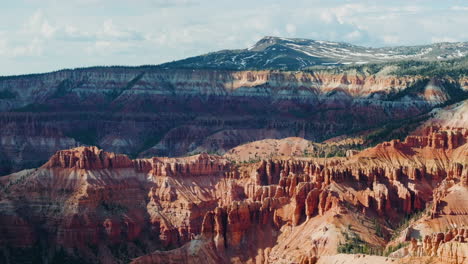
[328, 3, 366, 24]
[85, 39, 137, 56]
[145, 0, 198, 7]
[431, 36, 459, 43]
[99, 19, 142, 40]
[0, 9, 55, 59]
[62, 25, 94, 41]
[286, 24, 297, 35]
[0, 33, 7, 56]
[401, 5, 424, 13]
[450, 6, 468, 11]
[12, 38, 44, 57]
[1, 0, 467, 75]
[382, 35, 400, 44]
[345, 30, 362, 40]
[320, 11, 335, 23]
[26, 10, 57, 38]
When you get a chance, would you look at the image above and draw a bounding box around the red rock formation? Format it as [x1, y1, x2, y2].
[130, 239, 224, 264]
[150, 153, 230, 177]
[401, 228, 468, 263]
[44, 145, 155, 174]
[0, 117, 467, 263]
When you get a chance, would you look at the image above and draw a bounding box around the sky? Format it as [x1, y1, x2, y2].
[1, 0, 467, 75]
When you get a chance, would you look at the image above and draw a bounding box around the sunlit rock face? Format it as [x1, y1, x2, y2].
[0, 67, 465, 175]
[1, 104, 467, 263]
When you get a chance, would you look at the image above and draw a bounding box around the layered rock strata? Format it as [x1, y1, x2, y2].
[1, 118, 466, 263]
[1, 68, 465, 175]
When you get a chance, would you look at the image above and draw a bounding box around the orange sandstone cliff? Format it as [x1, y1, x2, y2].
[0, 101, 467, 264]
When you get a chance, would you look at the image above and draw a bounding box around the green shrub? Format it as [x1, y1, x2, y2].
[383, 242, 409, 256]
[338, 227, 383, 255]
[100, 201, 128, 214]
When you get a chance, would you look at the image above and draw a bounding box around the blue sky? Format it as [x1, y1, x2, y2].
[1, 0, 467, 75]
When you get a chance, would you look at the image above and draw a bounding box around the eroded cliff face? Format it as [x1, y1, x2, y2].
[396, 227, 468, 263]
[386, 161, 468, 264]
[131, 123, 467, 263]
[1, 104, 467, 264]
[0, 147, 236, 263]
[1, 68, 465, 175]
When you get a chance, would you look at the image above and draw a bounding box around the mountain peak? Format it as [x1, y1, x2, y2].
[161, 36, 468, 70]
[248, 36, 283, 51]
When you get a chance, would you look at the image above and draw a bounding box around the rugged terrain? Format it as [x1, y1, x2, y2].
[1, 65, 467, 175]
[1, 37, 468, 176]
[0, 99, 466, 264]
[1, 37, 468, 264]
[161, 36, 468, 70]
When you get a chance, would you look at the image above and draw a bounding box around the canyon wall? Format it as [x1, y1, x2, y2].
[1, 111, 466, 263]
[0, 68, 465, 175]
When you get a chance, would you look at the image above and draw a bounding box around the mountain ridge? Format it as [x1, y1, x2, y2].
[159, 36, 468, 70]
[1, 36, 468, 77]
[0, 65, 466, 175]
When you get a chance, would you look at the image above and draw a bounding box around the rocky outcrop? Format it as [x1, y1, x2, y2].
[201, 200, 277, 249]
[398, 228, 468, 263]
[43, 146, 230, 176]
[437, 241, 468, 264]
[44, 146, 136, 170]
[130, 239, 224, 264]
[0, 148, 235, 263]
[150, 153, 230, 177]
